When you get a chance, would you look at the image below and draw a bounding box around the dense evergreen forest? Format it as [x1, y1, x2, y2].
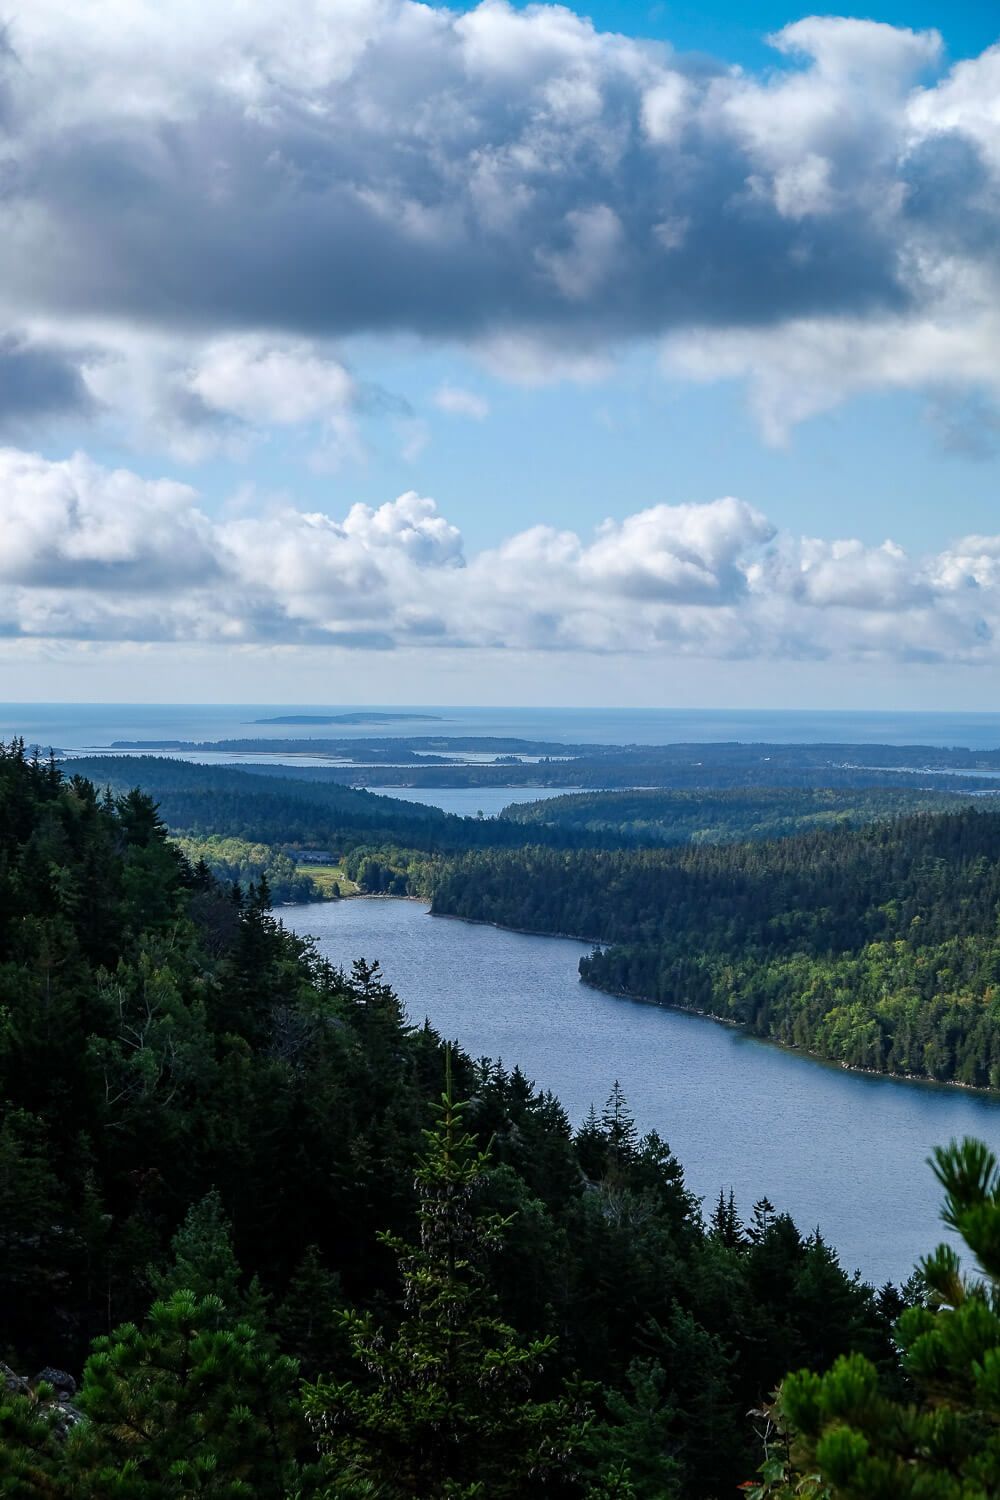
[70, 738, 1000, 791]
[503, 786, 958, 844]
[67, 756, 960, 858]
[0, 740, 913, 1496]
[9, 742, 1000, 1492]
[420, 807, 1000, 1087]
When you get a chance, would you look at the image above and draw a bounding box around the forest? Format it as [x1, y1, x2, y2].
[0, 740, 929, 1496]
[57, 756, 1000, 1086]
[171, 834, 322, 905]
[66, 756, 962, 857]
[71, 738, 1000, 792]
[5, 743, 1000, 1492]
[419, 807, 1000, 1088]
[502, 785, 959, 845]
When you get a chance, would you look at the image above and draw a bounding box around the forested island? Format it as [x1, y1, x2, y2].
[81, 734, 1000, 791]
[251, 713, 445, 725]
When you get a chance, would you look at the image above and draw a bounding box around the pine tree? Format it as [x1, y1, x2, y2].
[65, 1291, 305, 1498]
[751, 1137, 1000, 1498]
[302, 1061, 588, 1497]
[748, 1197, 777, 1244]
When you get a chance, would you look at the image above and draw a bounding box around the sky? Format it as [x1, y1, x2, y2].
[2, 0, 1000, 707]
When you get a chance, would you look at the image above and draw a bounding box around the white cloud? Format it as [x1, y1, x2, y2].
[2, 445, 1000, 665]
[187, 337, 355, 427]
[0, 3, 997, 441]
[0, 449, 215, 589]
[432, 384, 490, 420]
[662, 285, 1000, 444]
[76, 330, 361, 464]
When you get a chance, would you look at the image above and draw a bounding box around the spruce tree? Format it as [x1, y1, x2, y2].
[302, 1062, 587, 1497]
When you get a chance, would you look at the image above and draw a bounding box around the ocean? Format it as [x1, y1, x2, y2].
[6, 702, 1000, 754]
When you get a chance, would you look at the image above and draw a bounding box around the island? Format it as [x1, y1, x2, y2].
[250, 713, 445, 725]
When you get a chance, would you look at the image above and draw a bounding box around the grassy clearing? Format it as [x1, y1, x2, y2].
[303, 863, 360, 898]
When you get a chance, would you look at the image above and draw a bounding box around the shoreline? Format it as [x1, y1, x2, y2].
[579, 981, 1000, 1095]
[427, 902, 1000, 1098]
[323, 892, 1000, 1099]
[429, 906, 602, 946]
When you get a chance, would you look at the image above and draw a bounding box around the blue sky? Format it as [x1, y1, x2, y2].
[572, 1, 998, 67]
[1, 0, 1000, 706]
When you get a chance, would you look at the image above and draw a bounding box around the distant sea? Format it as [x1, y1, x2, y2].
[6, 703, 1000, 755]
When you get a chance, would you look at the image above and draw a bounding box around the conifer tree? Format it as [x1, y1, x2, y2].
[302, 1061, 587, 1497]
[150, 1190, 242, 1309]
[750, 1137, 1000, 1498]
[66, 1291, 304, 1498]
[709, 1189, 745, 1250]
[600, 1082, 639, 1173]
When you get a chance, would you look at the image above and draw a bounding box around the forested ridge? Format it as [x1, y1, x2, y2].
[12, 743, 1000, 1492]
[0, 740, 908, 1497]
[421, 806, 1000, 1087]
[66, 756, 962, 856]
[503, 786, 959, 844]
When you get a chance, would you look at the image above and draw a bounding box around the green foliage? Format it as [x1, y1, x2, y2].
[173, 836, 319, 905]
[72, 1292, 303, 1496]
[428, 807, 1000, 1086]
[149, 1191, 243, 1309]
[755, 1137, 1000, 1498]
[303, 1067, 587, 1497]
[0, 742, 903, 1498]
[0, 1293, 307, 1498]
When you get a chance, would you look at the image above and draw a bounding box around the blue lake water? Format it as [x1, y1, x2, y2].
[9, 701, 1000, 752]
[285, 896, 1000, 1289]
[367, 786, 588, 817]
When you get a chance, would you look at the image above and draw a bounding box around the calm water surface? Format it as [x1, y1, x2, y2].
[367, 786, 588, 817]
[285, 896, 1000, 1288]
[11, 702, 1000, 751]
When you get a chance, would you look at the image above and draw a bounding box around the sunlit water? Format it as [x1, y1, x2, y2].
[284, 896, 1000, 1288]
[366, 786, 588, 816]
[10, 702, 1000, 752]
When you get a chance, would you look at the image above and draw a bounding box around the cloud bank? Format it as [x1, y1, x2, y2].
[0, 5, 999, 438]
[2, 447, 999, 664]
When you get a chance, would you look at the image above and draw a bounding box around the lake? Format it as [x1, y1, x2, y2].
[284, 895, 1000, 1288]
[367, 786, 589, 817]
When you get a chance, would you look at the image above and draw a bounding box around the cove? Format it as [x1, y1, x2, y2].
[284, 895, 1000, 1288]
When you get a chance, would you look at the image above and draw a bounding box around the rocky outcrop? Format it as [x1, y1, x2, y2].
[2, 1361, 83, 1437]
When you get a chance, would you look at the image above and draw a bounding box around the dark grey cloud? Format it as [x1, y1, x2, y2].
[0, 6, 988, 356]
[0, 336, 93, 425]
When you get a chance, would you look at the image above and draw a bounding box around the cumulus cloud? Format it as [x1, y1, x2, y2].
[2, 445, 1000, 663]
[0, 450, 215, 590]
[432, 384, 490, 420]
[187, 337, 355, 427]
[0, 5, 998, 434]
[0, 337, 93, 429]
[74, 331, 361, 464]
